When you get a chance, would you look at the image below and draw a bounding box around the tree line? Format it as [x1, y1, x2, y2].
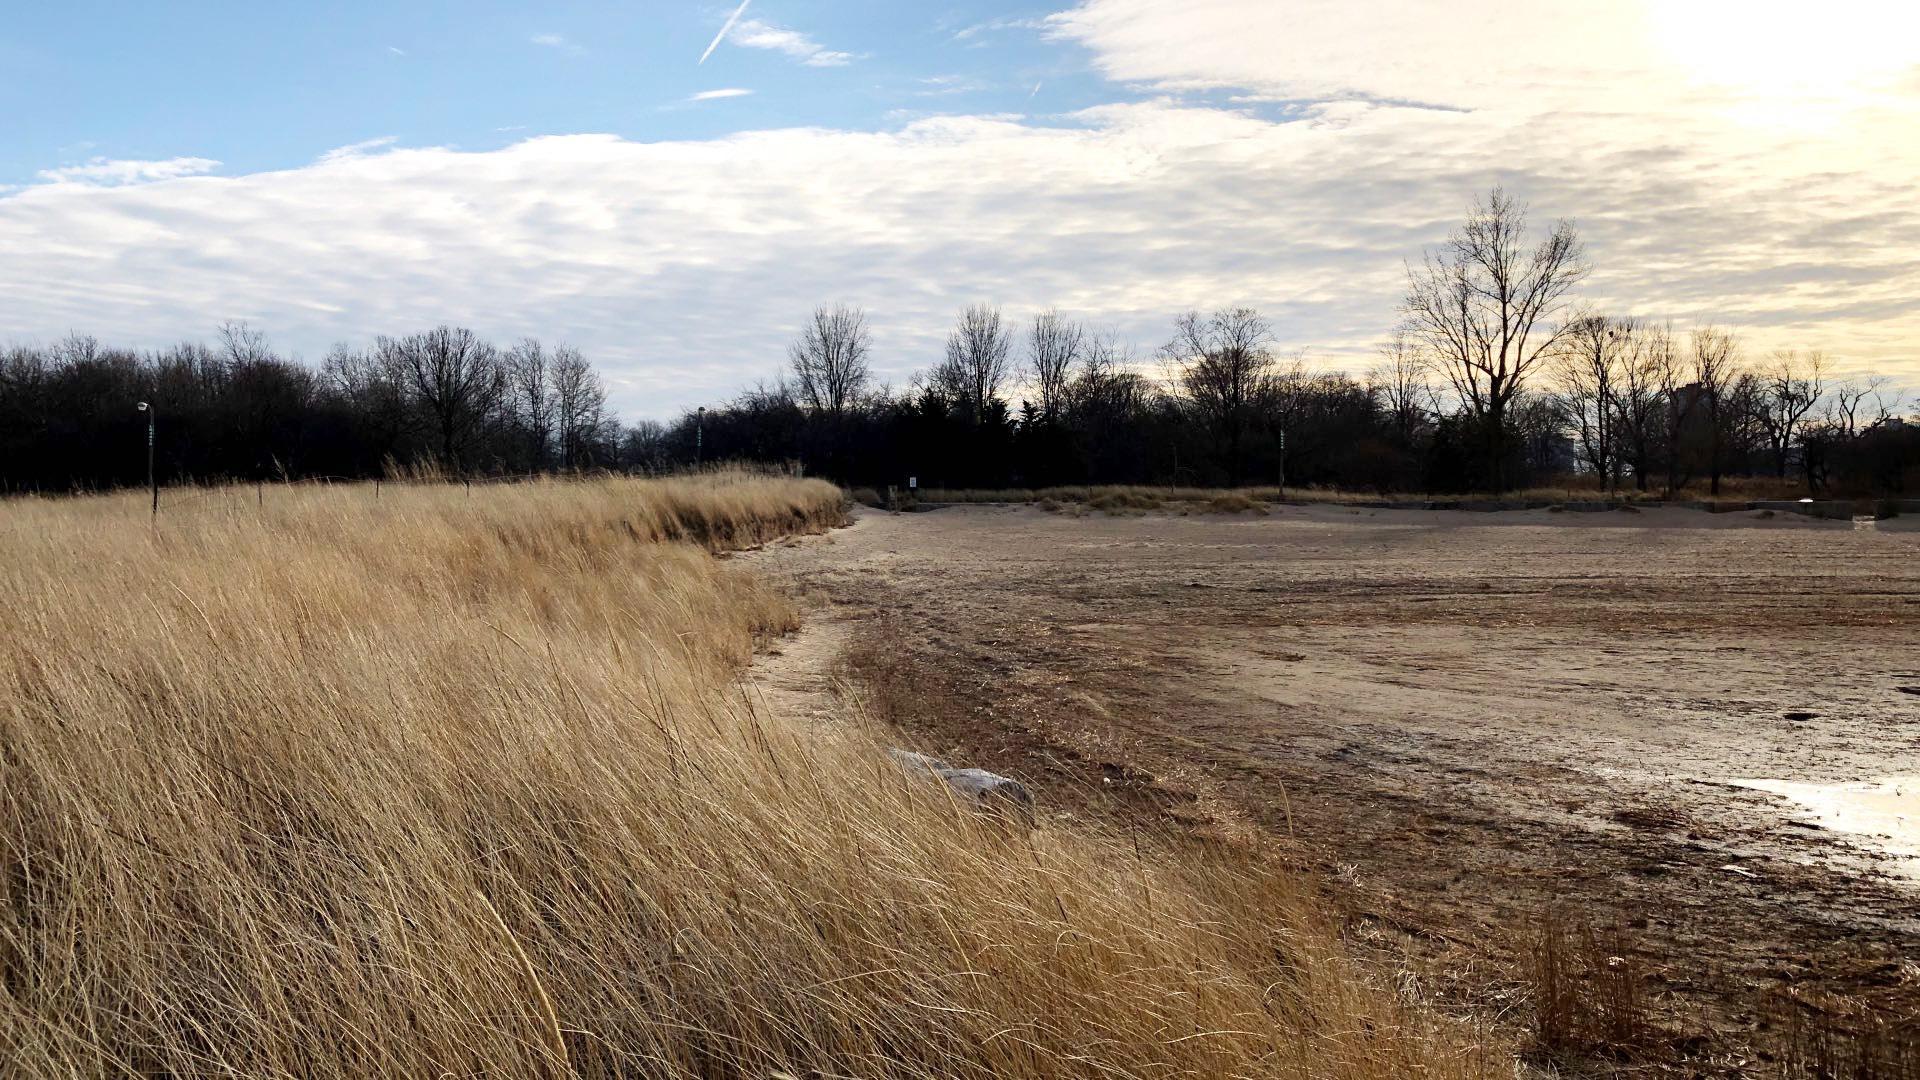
[4, 188, 1913, 495]
[693, 188, 1916, 496]
[0, 323, 648, 492]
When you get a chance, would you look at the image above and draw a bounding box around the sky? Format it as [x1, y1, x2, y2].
[2, 0, 1917, 420]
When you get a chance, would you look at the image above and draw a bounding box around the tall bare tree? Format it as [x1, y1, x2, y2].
[1552, 310, 1635, 491]
[1689, 326, 1744, 495]
[1651, 325, 1703, 496]
[934, 303, 1014, 423]
[1165, 308, 1276, 485]
[1368, 331, 1430, 446]
[1610, 322, 1666, 491]
[551, 344, 607, 470]
[1401, 187, 1588, 489]
[506, 338, 555, 471]
[788, 303, 872, 420]
[1756, 349, 1828, 477]
[1025, 308, 1084, 425]
[378, 325, 505, 472]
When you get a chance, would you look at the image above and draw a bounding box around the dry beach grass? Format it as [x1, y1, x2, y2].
[0, 474, 1492, 1078]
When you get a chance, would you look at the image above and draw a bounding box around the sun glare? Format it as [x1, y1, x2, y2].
[1652, 0, 1920, 101]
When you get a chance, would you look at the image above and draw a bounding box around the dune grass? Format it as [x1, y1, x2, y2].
[0, 473, 1494, 1077]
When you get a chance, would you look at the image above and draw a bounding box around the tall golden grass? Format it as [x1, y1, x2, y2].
[0, 473, 1492, 1077]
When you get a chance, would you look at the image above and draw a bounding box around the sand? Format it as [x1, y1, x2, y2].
[744, 502, 1920, 1061]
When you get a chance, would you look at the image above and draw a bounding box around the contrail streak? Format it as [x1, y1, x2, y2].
[698, 0, 752, 65]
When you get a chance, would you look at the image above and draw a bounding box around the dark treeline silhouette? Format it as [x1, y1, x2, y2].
[0, 322, 635, 492]
[683, 190, 1917, 496]
[5, 189, 1915, 496]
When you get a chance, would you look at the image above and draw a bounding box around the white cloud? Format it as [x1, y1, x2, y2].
[727, 18, 855, 67]
[3, 1, 1917, 418]
[689, 88, 754, 102]
[33, 157, 220, 186]
[530, 32, 583, 53]
[4, 92, 1917, 421]
[318, 136, 400, 164]
[953, 16, 1045, 42]
[1046, 0, 1920, 112]
[387, 46, 406, 56]
[917, 75, 989, 97]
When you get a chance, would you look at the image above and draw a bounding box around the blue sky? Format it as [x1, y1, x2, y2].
[2, 1, 1916, 420]
[3, 2, 1109, 186]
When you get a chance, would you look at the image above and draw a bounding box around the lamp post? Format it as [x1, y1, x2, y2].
[696, 406, 705, 470]
[136, 402, 156, 520]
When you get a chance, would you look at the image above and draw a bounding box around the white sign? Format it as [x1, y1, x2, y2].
[909, 476, 917, 489]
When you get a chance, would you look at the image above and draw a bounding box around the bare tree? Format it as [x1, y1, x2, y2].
[1368, 331, 1430, 446]
[54, 333, 102, 366]
[788, 304, 872, 420]
[1070, 329, 1148, 419]
[1025, 308, 1083, 425]
[377, 325, 506, 472]
[323, 342, 412, 464]
[551, 345, 607, 470]
[1688, 326, 1744, 495]
[621, 420, 670, 474]
[934, 303, 1014, 423]
[1552, 311, 1635, 491]
[1261, 350, 1314, 447]
[1828, 375, 1892, 438]
[1165, 308, 1276, 485]
[1651, 325, 1699, 496]
[218, 321, 273, 367]
[1065, 330, 1154, 482]
[506, 339, 555, 471]
[1610, 323, 1666, 492]
[1756, 349, 1828, 477]
[1401, 187, 1589, 489]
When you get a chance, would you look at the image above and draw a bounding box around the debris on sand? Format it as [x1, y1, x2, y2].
[888, 749, 1036, 823]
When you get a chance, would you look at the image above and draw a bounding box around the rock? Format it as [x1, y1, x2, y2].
[888, 748, 952, 773]
[888, 749, 1035, 823]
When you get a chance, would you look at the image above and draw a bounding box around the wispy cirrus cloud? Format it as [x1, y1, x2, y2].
[34, 157, 220, 186]
[688, 88, 754, 102]
[916, 75, 989, 97]
[727, 18, 855, 67]
[317, 136, 400, 164]
[530, 32, 583, 53]
[953, 16, 1045, 42]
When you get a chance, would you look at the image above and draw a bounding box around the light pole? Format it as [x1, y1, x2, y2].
[136, 402, 156, 520]
[696, 406, 705, 470]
